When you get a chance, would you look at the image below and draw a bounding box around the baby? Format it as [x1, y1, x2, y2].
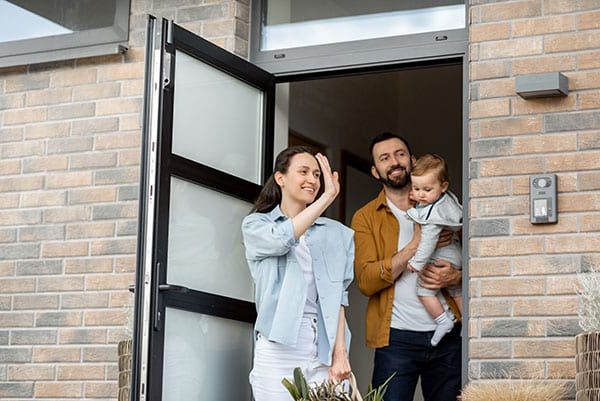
[406, 154, 463, 346]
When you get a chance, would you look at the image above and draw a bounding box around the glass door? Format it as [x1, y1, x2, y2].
[132, 17, 275, 401]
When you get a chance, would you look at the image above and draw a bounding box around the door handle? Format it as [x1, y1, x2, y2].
[158, 284, 190, 293]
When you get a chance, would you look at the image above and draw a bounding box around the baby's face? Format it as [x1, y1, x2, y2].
[411, 172, 448, 205]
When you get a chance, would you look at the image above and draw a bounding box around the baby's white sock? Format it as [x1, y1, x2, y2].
[431, 312, 454, 346]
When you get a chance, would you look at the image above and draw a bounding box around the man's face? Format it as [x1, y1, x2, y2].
[371, 138, 414, 189]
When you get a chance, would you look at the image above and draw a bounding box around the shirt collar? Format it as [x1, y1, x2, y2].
[375, 190, 389, 211]
[268, 205, 325, 225]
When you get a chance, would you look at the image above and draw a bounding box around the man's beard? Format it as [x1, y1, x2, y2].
[376, 165, 411, 189]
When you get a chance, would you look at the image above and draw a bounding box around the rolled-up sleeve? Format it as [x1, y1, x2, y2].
[241, 213, 297, 261]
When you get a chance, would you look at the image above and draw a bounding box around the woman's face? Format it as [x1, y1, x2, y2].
[276, 153, 321, 207]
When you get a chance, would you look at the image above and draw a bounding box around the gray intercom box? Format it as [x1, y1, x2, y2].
[530, 174, 557, 224]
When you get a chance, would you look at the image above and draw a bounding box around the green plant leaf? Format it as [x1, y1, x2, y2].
[282, 377, 301, 401]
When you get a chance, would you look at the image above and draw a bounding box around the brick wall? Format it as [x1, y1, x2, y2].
[0, 1, 249, 399]
[468, 0, 600, 394]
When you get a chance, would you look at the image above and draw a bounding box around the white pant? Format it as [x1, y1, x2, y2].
[250, 316, 329, 401]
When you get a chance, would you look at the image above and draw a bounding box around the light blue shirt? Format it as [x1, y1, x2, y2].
[241, 206, 354, 365]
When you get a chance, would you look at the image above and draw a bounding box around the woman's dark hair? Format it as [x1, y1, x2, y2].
[253, 145, 316, 213]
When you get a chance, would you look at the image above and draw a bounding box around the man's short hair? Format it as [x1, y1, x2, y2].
[369, 132, 413, 162]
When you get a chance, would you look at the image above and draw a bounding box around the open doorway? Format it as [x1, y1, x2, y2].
[279, 62, 463, 399]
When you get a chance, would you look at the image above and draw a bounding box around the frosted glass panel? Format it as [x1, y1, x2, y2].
[167, 177, 254, 302]
[162, 308, 253, 401]
[172, 51, 263, 184]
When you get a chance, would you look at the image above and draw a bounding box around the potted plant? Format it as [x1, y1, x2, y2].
[282, 367, 393, 401]
[459, 378, 566, 401]
[118, 291, 135, 401]
[576, 264, 600, 401]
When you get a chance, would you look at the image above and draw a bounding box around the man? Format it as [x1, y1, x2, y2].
[351, 132, 462, 401]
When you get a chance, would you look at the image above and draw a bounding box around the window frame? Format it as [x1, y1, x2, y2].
[250, 0, 468, 75]
[0, 0, 130, 68]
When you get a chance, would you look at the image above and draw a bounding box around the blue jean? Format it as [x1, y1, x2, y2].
[372, 324, 461, 401]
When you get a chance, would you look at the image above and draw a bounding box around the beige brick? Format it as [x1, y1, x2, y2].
[547, 360, 576, 379]
[480, 37, 543, 60]
[469, 340, 511, 358]
[84, 310, 126, 326]
[69, 187, 117, 205]
[24, 122, 69, 140]
[479, 1, 541, 22]
[0, 127, 24, 143]
[96, 98, 142, 116]
[82, 345, 118, 362]
[475, 237, 544, 257]
[27, 88, 72, 106]
[0, 312, 34, 327]
[512, 95, 576, 115]
[579, 131, 600, 150]
[32, 347, 81, 363]
[511, 215, 577, 235]
[579, 91, 600, 110]
[66, 222, 115, 239]
[512, 55, 576, 75]
[57, 365, 105, 380]
[23, 155, 68, 173]
[65, 258, 113, 274]
[0, 210, 42, 227]
[1, 141, 44, 158]
[478, 79, 514, 99]
[547, 152, 600, 172]
[73, 82, 121, 101]
[86, 274, 134, 291]
[0, 93, 25, 110]
[91, 239, 136, 256]
[0, 193, 20, 208]
[50, 68, 97, 87]
[481, 278, 545, 296]
[43, 205, 90, 223]
[122, 79, 144, 96]
[108, 328, 130, 343]
[8, 365, 55, 381]
[544, 0, 600, 14]
[94, 131, 140, 150]
[38, 276, 85, 292]
[0, 159, 21, 175]
[72, 117, 119, 135]
[513, 14, 575, 36]
[36, 311, 82, 327]
[513, 297, 577, 316]
[46, 171, 93, 189]
[558, 192, 600, 212]
[479, 116, 542, 138]
[114, 256, 136, 273]
[470, 257, 512, 278]
[513, 255, 579, 275]
[0, 278, 35, 293]
[470, 178, 511, 197]
[470, 98, 510, 119]
[62, 293, 109, 309]
[480, 157, 545, 177]
[564, 71, 600, 90]
[98, 63, 144, 82]
[580, 213, 600, 232]
[512, 133, 577, 154]
[545, 31, 600, 53]
[58, 328, 107, 344]
[21, 191, 67, 207]
[546, 234, 600, 253]
[118, 149, 141, 166]
[69, 152, 117, 170]
[470, 22, 510, 42]
[577, 10, 600, 30]
[13, 295, 59, 310]
[35, 382, 83, 398]
[547, 275, 577, 295]
[578, 51, 600, 69]
[0, 261, 15, 276]
[471, 196, 528, 217]
[470, 298, 512, 317]
[470, 60, 511, 81]
[5, 73, 49, 93]
[48, 103, 95, 120]
[84, 382, 118, 398]
[513, 339, 575, 358]
[109, 291, 133, 308]
[42, 241, 89, 258]
[47, 136, 93, 154]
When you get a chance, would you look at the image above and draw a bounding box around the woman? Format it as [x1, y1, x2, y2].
[242, 146, 354, 401]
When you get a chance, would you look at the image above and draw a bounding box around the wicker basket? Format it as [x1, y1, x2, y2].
[118, 339, 133, 401]
[576, 332, 600, 401]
